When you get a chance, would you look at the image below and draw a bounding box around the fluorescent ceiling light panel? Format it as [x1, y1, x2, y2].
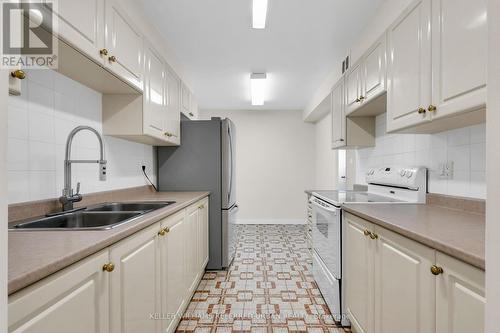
[252, 0, 268, 29]
[251, 73, 267, 106]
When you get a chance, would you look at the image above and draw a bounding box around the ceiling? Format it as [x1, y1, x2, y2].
[138, 0, 382, 110]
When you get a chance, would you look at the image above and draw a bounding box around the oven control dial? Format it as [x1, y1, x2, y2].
[406, 170, 413, 178]
[399, 169, 406, 177]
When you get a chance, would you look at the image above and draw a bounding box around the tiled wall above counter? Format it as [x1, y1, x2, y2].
[356, 114, 486, 199]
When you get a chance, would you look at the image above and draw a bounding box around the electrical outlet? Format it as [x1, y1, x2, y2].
[99, 162, 107, 181]
[438, 161, 454, 179]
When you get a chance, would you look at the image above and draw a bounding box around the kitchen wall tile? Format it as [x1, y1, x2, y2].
[7, 69, 157, 204]
[8, 105, 29, 139]
[355, 114, 486, 199]
[8, 138, 29, 171]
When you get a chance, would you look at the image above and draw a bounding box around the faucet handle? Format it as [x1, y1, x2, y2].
[75, 182, 80, 195]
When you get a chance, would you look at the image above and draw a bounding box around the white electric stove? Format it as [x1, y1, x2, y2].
[310, 166, 427, 327]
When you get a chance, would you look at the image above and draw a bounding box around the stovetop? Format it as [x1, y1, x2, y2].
[312, 190, 405, 206]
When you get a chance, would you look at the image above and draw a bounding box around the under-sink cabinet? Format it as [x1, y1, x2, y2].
[386, 0, 487, 133]
[7, 198, 209, 333]
[344, 212, 485, 333]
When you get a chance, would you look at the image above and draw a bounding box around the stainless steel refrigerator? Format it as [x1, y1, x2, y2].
[157, 118, 238, 270]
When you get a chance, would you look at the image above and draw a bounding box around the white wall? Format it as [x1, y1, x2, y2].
[7, 70, 156, 204]
[356, 114, 486, 199]
[486, 0, 500, 330]
[201, 110, 315, 224]
[314, 113, 338, 190]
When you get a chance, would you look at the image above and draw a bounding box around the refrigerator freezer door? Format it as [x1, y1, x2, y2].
[222, 119, 236, 209]
[222, 204, 238, 268]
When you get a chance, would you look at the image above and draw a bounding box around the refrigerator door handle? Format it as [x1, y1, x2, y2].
[227, 124, 234, 204]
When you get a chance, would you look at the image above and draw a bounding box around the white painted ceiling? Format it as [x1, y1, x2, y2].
[138, 0, 382, 110]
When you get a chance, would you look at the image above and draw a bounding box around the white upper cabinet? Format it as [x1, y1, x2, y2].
[331, 79, 346, 149]
[50, 0, 105, 64]
[345, 63, 362, 115]
[165, 69, 181, 144]
[386, 0, 432, 132]
[181, 83, 191, 114]
[362, 34, 387, 105]
[104, 0, 143, 91]
[143, 43, 167, 140]
[430, 0, 487, 121]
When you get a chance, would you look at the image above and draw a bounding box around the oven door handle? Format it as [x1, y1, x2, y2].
[311, 198, 339, 214]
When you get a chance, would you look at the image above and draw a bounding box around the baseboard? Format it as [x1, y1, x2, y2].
[236, 219, 305, 225]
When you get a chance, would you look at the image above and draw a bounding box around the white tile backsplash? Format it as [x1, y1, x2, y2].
[7, 69, 156, 204]
[356, 114, 486, 199]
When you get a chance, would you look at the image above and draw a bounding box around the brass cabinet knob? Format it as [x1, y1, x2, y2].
[418, 107, 426, 114]
[363, 229, 371, 236]
[369, 232, 378, 240]
[428, 105, 437, 112]
[355, 98, 361, 103]
[102, 262, 115, 272]
[99, 48, 108, 56]
[431, 265, 444, 275]
[158, 227, 170, 236]
[189, 112, 194, 117]
[109, 55, 117, 63]
[359, 95, 365, 101]
[11, 70, 26, 80]
[164, 132, 173, 137]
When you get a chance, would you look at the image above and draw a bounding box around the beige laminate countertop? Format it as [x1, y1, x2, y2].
[8, 191, 210, 295]
[342, 203, 485, 270]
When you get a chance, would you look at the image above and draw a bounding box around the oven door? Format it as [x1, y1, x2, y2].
[311, 196, 342, 279]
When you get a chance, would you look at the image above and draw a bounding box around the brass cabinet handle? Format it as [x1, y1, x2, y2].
[102, 262, 115, 272]
[109, 55, 117, 63]
[431, 265, 444, 275]
[164, 132, 173, 137]
[189, 112, 194, 117]
[418, 107, 426, 114]
[355, 98, 361, 103]
[11, 70, 26, 80]
[99, 48, 108, 56]
[158, 227, 170, 236]
[428, 105, 437, 112]
[369, 232, 378, 240]
[363, 229, 371, 236]
[199, 204, 205, 209]
[359, 95, 365, 101]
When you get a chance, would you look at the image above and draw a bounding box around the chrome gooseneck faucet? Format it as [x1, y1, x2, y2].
[60, 126, 107, 211]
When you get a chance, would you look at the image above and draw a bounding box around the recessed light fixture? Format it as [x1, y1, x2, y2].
[251, 73, 267, 106]
[252, 0, 268, 29]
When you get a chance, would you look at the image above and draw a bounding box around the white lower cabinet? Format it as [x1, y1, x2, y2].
[435, 252, 485, 333]
[8, 250, 110, 333]
[109, 223, 161, 333]
[373, 225, 435, 333]
[344, 212, 485, 333]
[8, 198, 210, 333]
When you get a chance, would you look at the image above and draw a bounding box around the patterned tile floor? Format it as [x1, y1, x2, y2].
[176, 225, 349, 332]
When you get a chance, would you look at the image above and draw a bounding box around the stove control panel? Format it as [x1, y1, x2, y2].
[365, 166, 427, 190]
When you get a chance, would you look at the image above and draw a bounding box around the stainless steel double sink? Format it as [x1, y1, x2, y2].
[9, 202, 175, 231]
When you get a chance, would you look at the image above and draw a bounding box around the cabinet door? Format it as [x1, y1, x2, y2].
[436, 252, 485, 333]
[373, 226, 435, 333]
[363, 34, 386, 103]
[331, 80, 346, 149]
[143, 44, 166, 140]
[344, 213, 375, 333]
[8, 250, 109, 333]
[185, 205, 200, 294]
[431, 0, 487, 120]
[181, 83, 191, 113]
[345, 63, 362, 115]
[198, 199, 209, 269]
[104, 0, 143, 90]
[50, 0, 104, 64]
[165, 69, 181, 145]
[386, 0, 432, 132]
[109, 223, 161, 333]
[160, 211, 187, 333]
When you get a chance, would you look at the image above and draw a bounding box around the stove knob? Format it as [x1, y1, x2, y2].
[400, 169, 406, 177]
[406, 171, 413, 178]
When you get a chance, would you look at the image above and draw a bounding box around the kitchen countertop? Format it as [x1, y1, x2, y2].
[342, 203, 485, 270]
[8, 191, 210, 295]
